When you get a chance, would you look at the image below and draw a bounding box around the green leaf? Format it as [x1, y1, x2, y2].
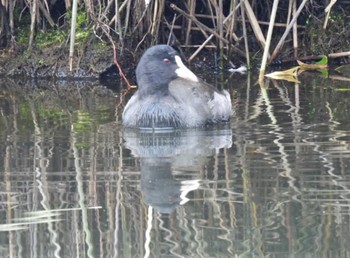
[318, 69, 329, 78]
[334, 88, 350, 92]
[316, 55, 328, 65]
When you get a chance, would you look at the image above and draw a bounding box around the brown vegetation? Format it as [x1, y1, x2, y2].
[0, 0, 349, 77]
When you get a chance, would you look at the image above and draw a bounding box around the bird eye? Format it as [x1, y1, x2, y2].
[163, 58, 170, 64]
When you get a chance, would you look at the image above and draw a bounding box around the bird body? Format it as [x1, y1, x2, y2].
[122, 45, 232, 129]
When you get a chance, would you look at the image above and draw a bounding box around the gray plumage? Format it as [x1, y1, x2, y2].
[122, 45, 232, 129]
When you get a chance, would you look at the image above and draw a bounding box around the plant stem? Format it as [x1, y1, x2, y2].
[240, 0, 250, 68]
[69, 0, 79, 71]
[29, 0, 38, 49]
[270, 0, 309, 63]
[259, 0, 279, 82]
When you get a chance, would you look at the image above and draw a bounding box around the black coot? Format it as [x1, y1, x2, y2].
[122, 44, 232, 129]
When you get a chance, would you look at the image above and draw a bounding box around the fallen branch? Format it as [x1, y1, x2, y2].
[111, 40, 132, 89]
[95, 22, 132, 89]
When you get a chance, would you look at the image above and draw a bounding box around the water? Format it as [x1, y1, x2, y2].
[0, 71, 350, 258]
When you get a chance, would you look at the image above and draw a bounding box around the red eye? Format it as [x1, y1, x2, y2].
[163, 58, 170, 64]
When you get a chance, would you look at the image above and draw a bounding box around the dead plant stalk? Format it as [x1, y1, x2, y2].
[259, 0, 279, 81]
[270, 0, 309, 63]
[69, 0, 79, 71]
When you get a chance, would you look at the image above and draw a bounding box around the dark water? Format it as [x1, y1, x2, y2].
[0, 70, 350, 258]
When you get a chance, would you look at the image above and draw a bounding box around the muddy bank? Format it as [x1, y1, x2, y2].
[0, 41, 138, 83]
[0, 42, 238, 85]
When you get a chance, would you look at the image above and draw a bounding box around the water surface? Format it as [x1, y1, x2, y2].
[0, 71, 350, 257]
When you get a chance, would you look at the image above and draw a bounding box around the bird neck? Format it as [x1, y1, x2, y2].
[138, 79, 169, 98]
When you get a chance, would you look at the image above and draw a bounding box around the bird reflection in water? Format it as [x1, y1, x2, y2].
[123, 128, 232, 213]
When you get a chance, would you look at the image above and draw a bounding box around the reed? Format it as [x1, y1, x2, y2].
[270, 0, 309, 63]
[292, 0, 298, 59]
[68, 0, 78, 71]
[28, 0, 38, 49]
[259, 0, 279, 82]
[240, 0, 250, 68]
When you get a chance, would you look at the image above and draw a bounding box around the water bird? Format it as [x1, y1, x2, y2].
[122, 44, 232, 129]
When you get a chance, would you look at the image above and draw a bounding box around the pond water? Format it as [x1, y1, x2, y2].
[0, 70, 350, 258]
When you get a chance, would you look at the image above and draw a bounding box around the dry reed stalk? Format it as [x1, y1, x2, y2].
[38, 1, 54, 27]
[188, 3, 243, 61]
[328, 51, 350, 58]
[324, 0, 337, 29]
[106, 0, 130, 26]
[151, 0, 158, 36]
[28, 0, 38, 49]
[167, 14, 177, 45]
[225, 0, 238, 41]
[292, 0, 298, 59]
[243, 0, 265, 49]
[172, 3, 212, 43]
[171, 3, 245, 57]
[183, 45, 218, 48]
[151, 0, 164, 42]
[114, 0, 123, 50]
[9, 0, 14, 46]
[239, 19, 306, 28]
[210, 0, 224, 59]
[131, 0, 149, 36]
[65, 0, 71, 8]
[223, 0, 241, 42]
[104, 0, 116, 22]
[36, 1, 41, 24]
[69, 0, 79, 71]
[83, 0, 94, 18]
[280, 51, 350, 63]
[134, 0, 155, 52]
[187, 36, 214, 61]
[240, 0, 250, 68]
[190, 13, 216, 19]
[170, 25, 208, 31]
[1, 0, 8, 9]
[42, 0, 49, 14]
[185, 0, 195, 45]
[207, 0, 217, 31]
[119, 0, 129, 12]
[286, 0, 292, 24]
[224, 0, 241, 57]
[123, 0, 131, 39]
[259, 0, 279, 82]
[218, 0, 224, 52]
[270, 0, 309, 63]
